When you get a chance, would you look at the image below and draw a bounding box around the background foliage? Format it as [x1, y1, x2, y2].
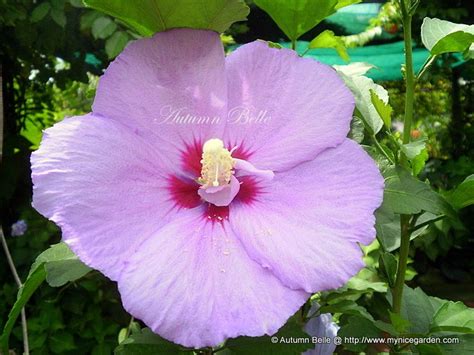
[1, 0, 473, 354]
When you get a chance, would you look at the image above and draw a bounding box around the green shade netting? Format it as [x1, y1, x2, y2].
[294, 40, 430, 81]
[326, 3, 381, 34]
[230, 41, 430, 81]
[263, 41, 465, 81]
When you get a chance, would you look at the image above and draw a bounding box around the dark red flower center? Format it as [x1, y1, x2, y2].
[167, 139, 262, 222]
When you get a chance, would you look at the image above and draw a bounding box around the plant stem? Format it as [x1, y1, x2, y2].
[124, 316, 135, 340]
[401, 4, 415, 146]
[392, 1, 416, 315]
[392, 215, 411, 313]
[291, 39, 296, 51]
[0, 228, 30, 355]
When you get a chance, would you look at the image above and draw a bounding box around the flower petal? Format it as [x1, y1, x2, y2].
[117, 208, 309, 348]
[224, 41, 355, 171]
[31, 114, 181, 281]
[230, 139, 384, 292]
[93, 28, 227, 148]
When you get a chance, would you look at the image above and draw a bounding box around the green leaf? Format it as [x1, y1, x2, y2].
[421, 17, 474, 55]
[84, 0, 250, 37]
[50, 8, 67, 27]
[430, 302, 474, 334]
[449, 174, 474, 209]
[45, 259, 92, 287]
[411, 148, 429, 176]
[348, 116, 364, 143]
[31, 2, 51, 22]
[309, 30, 349, 61]
[335, 68, 387, 134]
[255, 0, 336, 41]
[225, 317, 313, 354]
[0, 265, 46, 354]
[418, 334, 474, 355]
[114, 328, 185, 354]
[338, 316, 380, 352]
[0, 243, 92, 353]
[29, 242, 91, 284]
[92, 17, 118, 40]
[396, 286, 444, 334]
[379, 252, 398, 287]
[105, 31, 130, 59]
[254, 0, 359, 41]
[401, 138, 427, 160]
[335, 0, 361, 9]
[383, 167, 453, 216]
[375, 203, 401, 252]
[49, 331, 76, 353]
[319, 300, 373, 320]
[389, 311, 411, 333]
[370, 89, 392, 129]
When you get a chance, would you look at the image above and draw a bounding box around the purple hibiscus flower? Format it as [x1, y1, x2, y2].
[31, 29, 383, 348]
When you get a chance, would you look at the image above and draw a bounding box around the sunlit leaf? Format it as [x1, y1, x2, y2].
[84, 0, 250, 36]
[255, 0, 359, 41]
[370, 89, 392, 129]
[421, 17, 474, 55]
[309, 30, 349, 61]
[336, 69, 387, 134]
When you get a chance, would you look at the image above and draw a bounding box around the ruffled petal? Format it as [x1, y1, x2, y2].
[224, 41, 355, 171]
[230, 139, 384, 292]
[117, 208, 309, 348]
[31, 114, 181, 281]
[93, 28, 228, 151]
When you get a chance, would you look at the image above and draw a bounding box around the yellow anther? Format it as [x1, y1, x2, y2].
[198, 138, 234, 188]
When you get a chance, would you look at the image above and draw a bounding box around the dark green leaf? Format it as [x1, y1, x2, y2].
[338, 316, 380, 352]
[225, 317, 313, 354]
[309, 30, 349, 61]
[31, 2, 51, 22]
[0, 266, 47, 353]
[49, 331, 76, 353]
[50, 8, 67, 27]
[114, 328, 185, 354]
[92, 17, 118, 39]
[0, 242, 92, 352]
[417, 335, 474, 355]
[396, 286, 444, 334]
[105, 31, 130, 58]
[84, 0, 250, 37]
[319, 300, 373, 320]
[383, 167, 453, 216]
[379, 252, 398, 287]
[45, 259, 92, 287]
[389, 311, 411, 333]
[449, 174, 474, 209]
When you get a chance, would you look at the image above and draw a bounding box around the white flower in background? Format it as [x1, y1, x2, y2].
[11, 220, 27, 237]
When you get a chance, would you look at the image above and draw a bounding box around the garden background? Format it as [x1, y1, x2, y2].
[0, 0, 473, 354]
